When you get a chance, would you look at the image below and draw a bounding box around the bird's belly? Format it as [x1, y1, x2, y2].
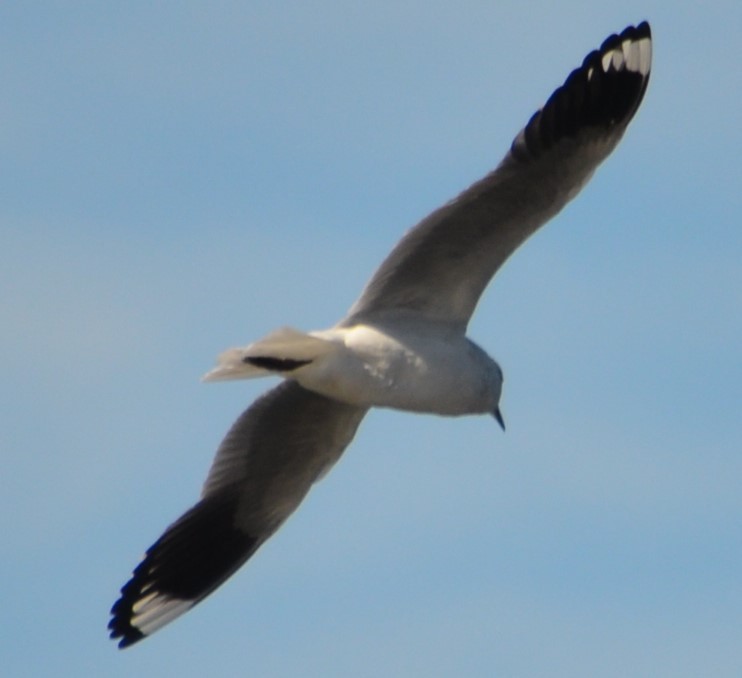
[296, 324, 492, 416]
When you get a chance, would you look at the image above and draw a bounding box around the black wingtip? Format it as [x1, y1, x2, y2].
[108, 569, 152, 649]
[108, 612, 145, 649]
[108, 493, 260, 648]
[513, 22, 652, 159]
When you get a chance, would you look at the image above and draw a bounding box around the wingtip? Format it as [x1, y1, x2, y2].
[108, 494, 260, 648]
[598, 21, 652, 78]
[109, 623, 146, 650]
[512, 21, 652, 160]
[108, 593, 148, 649]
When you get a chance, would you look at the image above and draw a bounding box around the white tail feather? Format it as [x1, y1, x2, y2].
[201, 327, 336, 382]
[245, 327, 336, 361]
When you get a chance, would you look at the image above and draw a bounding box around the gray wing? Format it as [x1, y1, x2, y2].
[109, 381, 367, 648]
[346, 23, 651, 330]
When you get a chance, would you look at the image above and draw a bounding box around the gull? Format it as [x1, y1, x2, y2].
[110, 22, 652, 648]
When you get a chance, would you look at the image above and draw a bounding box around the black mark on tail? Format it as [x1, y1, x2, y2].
[244, 356, 313, 372]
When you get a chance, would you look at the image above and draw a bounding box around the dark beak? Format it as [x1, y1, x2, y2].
[493, 407, 506, 431]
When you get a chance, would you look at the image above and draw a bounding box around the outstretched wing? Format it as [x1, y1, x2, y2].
[347, 22, 651, 330]
[109, 382, 367, 648]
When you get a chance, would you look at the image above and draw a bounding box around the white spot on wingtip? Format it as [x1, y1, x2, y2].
[131, 590, 158, 615]
[625, 42, 640, 72]
[637, 37, 652, 76]
[625, 36, 651, 76]
[602, 35, 651, 77]
[611, 49, 623, 70]
[601, 48, 624, 72]
[130, 593, 193, 636]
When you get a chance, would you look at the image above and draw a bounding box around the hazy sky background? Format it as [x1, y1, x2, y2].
[2, 2, 740, 676]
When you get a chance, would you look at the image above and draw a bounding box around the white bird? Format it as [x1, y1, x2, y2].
[110, 22, 652, 648]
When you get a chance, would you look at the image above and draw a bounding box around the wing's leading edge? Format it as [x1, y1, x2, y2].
[347, 22, 651, 329]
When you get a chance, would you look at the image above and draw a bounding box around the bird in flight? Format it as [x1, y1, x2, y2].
[110, 22, 652, 648]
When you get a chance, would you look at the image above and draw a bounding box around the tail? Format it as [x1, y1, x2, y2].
[202, 327, 336, 382]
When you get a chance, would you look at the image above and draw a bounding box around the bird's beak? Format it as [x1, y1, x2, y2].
[493, 407, 506, 431]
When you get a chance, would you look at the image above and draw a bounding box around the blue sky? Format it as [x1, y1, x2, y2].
[2, 2, 740, 676]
